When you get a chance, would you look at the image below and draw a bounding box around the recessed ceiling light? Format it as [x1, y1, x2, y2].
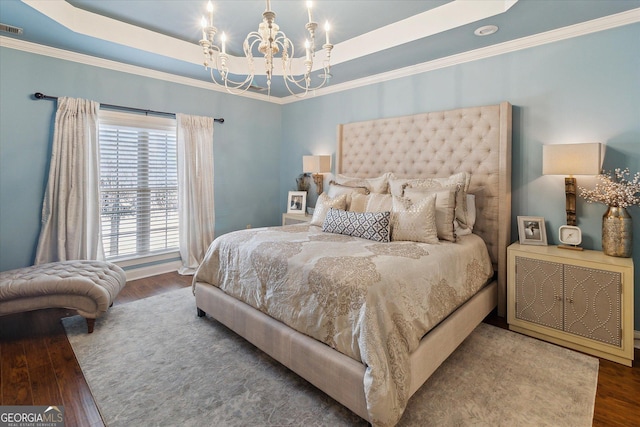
[474, 25, 498, 36]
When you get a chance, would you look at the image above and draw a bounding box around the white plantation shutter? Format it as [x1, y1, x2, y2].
[99, 111, 178, 259]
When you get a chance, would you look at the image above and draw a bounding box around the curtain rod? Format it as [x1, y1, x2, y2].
[33, 92, 224, 123]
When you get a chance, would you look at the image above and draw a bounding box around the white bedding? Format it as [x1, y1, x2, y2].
[193, 224, 494, 426]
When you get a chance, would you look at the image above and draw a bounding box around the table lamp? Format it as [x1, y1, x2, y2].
[303, 155, 331, 194]
[542, 142, 602, 226]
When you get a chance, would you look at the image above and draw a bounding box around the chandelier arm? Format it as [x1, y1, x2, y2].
[280, 47, 312, 89]
[282, 58, 330, 92]
[285, 64, 332, 96]
[283, 78, 310, 98]
[280, 41, 332, 92]
[214, 59, 254, 86]
[207, 47, 255, 94]
[208, 68, 255, 94]
[282, 72, 330, 98]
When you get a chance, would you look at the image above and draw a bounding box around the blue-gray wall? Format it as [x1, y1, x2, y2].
[281, 23, 640, 329]
[0, 47, 282, 271]
[1, 23, 639, 329]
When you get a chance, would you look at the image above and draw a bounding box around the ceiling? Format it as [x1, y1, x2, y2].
[1, 0, 639, 100]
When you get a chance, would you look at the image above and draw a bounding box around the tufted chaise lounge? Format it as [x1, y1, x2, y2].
[0, 260, 127, 333]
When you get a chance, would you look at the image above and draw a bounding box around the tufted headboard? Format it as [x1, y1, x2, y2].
[336, 102, 512, 316]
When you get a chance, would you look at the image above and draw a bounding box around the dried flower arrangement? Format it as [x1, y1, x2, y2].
[579, 168, 640, 208]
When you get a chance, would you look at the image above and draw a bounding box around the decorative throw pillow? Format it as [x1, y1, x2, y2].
[398, 171, 472, 228]
[334, 172, 391, 194]
[391, 194, 439, 244]
[327, 182, 369, 211]
[310, 193, 348, 226]
[322, 208, 391, 243]
[365, 193, 393, 213]
[349, 193, 370, 213]
[403, 187, 457, 242]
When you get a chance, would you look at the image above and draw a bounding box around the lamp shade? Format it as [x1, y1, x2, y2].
[303, 155, 331, 174]
[542, 143, 602, 175]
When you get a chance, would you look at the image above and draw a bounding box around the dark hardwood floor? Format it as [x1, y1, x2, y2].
[1, 272, 638, 426]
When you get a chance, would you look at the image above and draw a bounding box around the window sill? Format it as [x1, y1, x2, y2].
[111, 250, 180, 268]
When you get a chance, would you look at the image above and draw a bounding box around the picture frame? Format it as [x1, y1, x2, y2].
[517, 216, 547, 246]
[287, 191, 307, 214]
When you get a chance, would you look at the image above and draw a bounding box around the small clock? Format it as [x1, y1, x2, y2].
[558, 225, 582, 248]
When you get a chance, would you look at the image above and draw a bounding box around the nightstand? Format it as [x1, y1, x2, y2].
[507, 243, 634, 366]
[282, 213, 311, 226]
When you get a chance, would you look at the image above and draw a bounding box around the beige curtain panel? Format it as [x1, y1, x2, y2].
[176, 113, 215, 275]
[35, 97, 103, 264]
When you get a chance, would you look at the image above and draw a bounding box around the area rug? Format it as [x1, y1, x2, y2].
[63, 287, 599, 426]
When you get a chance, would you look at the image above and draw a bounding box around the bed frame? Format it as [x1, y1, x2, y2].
[195, 101, 512, 422]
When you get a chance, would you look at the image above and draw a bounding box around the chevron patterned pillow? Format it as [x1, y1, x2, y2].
[322, 208, 391, 242]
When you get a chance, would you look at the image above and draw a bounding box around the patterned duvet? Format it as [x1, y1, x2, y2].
[193, 224, 493, 426]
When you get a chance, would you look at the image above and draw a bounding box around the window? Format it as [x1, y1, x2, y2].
[98, 111, 178, 260]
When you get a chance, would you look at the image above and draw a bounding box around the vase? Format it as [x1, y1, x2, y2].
[601, 206, 632, 257]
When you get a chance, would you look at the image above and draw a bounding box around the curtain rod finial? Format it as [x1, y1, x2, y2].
[34, 92, 45, 99]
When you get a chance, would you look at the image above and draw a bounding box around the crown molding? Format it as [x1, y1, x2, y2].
[2, 8, 638, 106]
[0, 36, 279, 104]
[280, 8, 640, 103]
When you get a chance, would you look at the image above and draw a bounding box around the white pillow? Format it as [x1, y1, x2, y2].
[310, 193, 348, 226]
[454, 194, 476, 236]
[391, 194, 439, 244]
[404, 187, 457, 242]
[334, 172, 391, 194]
[466, 194, 476, 228]
[388, 178, 411, 198]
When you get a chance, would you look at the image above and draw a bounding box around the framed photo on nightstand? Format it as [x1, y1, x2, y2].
[517, 216, 547, 246]
[287, 191, 307, 214]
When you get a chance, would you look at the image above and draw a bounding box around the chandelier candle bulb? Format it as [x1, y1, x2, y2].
[207, 1, 213, 26]
[307, 1, 313, 23]
[201, 17, 206, 40]
[325, 21, 330, 44]
[221, 32, 226, 54]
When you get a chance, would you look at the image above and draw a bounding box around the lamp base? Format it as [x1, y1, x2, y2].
[565, 176, 576, 226]
[312, 173, 324, 194]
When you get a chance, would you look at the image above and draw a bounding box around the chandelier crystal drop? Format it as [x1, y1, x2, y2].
[199, 0, 334, 97]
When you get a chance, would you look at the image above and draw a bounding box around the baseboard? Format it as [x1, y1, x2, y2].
[120, 260, 182, 281]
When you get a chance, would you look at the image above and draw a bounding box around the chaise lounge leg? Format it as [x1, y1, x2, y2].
[197, 308, 206, 317]
[86, 318, 96, 333]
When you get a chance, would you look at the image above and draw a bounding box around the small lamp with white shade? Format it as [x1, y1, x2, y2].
[542, 142, 602, 249]
[303, 155, 331, 194]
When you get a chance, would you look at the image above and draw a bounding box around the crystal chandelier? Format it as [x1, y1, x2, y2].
[199, 1, 334, 97]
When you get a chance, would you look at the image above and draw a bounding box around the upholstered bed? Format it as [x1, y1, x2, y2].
[193, 102, 512, 426]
